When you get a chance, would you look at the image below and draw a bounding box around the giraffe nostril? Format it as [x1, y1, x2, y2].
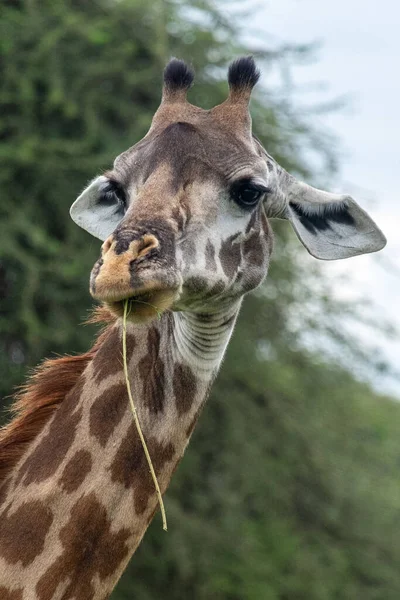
[136, 234, 159, 259]
[101, 236, 113, 255]
[101, 233, 159, 260]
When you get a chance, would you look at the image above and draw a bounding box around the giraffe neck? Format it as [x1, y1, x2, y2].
[0, 302, 241, 600]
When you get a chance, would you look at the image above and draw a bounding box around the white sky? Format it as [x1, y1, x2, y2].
[222, 0, 400, 395]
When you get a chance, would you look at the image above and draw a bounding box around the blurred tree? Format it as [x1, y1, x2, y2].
[0, 1, 399, 599]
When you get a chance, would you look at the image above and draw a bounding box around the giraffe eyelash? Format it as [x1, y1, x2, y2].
[98, 180, 127, 212]
[230, 179, 270, 209]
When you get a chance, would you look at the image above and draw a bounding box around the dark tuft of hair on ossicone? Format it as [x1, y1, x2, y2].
[163, 58, 195, 91]
[228, 56, 260, 90]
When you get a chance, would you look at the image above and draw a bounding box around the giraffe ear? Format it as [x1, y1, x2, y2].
[281, 181, 387, 260]
[70, 176, 125, 241]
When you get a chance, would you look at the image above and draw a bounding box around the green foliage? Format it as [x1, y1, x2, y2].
[0, 0, 399, 598]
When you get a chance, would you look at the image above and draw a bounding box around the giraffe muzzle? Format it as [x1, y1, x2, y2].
[90, 230, 180, 320]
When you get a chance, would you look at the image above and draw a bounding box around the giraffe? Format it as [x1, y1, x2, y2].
[0, 57, 386, 600]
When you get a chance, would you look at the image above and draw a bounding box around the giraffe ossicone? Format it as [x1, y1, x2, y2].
[0, 56, 386, 599]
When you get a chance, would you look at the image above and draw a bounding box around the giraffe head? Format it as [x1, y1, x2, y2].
[70, 57, 386, 322]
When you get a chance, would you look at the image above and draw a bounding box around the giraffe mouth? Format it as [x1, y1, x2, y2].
[106, 288, 177, 322]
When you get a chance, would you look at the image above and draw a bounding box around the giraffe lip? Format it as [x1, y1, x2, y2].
[106, 287, 179, 322]
[127, 291, 153, 303]
[111, 290, 157, 311]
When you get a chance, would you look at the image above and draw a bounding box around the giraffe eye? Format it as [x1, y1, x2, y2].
[231, 180, 269, 209]
[99, 180, 127, 213]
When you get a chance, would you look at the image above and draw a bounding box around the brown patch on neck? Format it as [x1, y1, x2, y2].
[35, 492, 130, 600]
[0, 500, 54, 567]
[173, 363, 198, 416]
[110, 422, 175, 514]
[0, 587, 23, 600]
[138, 327, 166, 414]
[0, 307, 117, 490]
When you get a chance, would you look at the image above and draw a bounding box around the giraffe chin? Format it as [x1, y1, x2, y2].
[106, 288, 177, 323]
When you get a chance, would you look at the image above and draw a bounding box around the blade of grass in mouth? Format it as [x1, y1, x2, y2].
[122, 299, 167, 530]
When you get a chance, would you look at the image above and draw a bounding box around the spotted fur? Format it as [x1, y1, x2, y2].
[0, 501, 53, 567]
[59, 450, 93, 494]
[35, 493, 130, 600]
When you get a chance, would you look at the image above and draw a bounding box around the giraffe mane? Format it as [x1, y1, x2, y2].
[0, 305, 117, 486]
